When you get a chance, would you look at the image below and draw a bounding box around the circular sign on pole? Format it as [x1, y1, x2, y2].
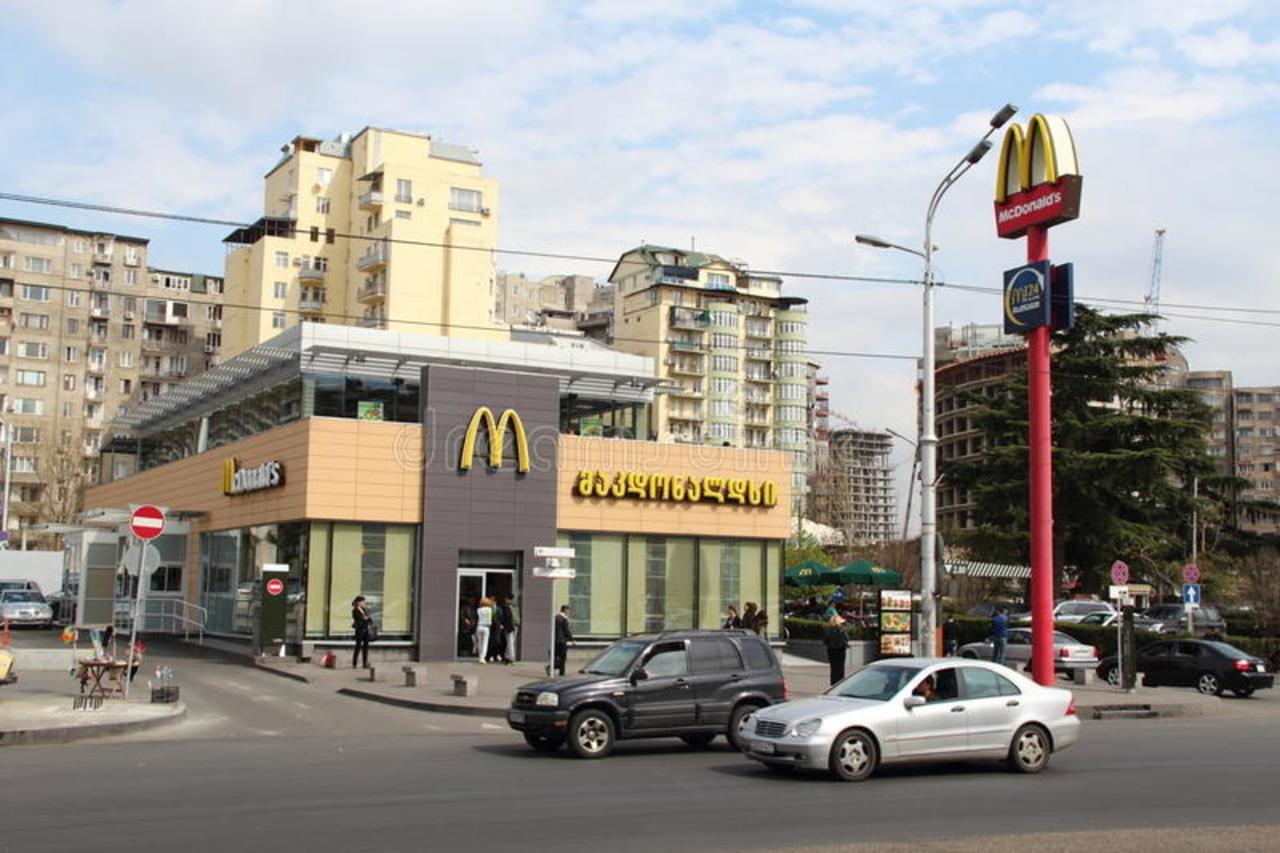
[1110, 560, 1129, 586]
[129, 505, 166, 541]
[265, 578, 285, 597]
[1183, 563, 1200, 584]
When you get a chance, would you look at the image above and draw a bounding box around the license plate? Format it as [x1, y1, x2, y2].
[753, 741, 775, 755]
[1258, 665, 1266, 673]
[509, 711, 525, 724]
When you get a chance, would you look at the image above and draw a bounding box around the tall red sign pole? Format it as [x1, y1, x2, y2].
[1025, 228, 1055, 685]
[993, 114, 1081, 686]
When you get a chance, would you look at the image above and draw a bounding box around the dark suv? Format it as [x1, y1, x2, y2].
[506, 630, 786, 759]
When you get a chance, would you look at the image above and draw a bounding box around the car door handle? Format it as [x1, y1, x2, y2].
[674, 679, 691, 689]
[729, 674, 743, 681]
[1006, 700, 1020, 707]
[950, 705, 965, 713]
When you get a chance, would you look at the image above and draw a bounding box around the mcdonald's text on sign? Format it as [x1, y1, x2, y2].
[459, 406, 530, 473]
[222, 458, 284, 496]
[130, 505, 166, 541]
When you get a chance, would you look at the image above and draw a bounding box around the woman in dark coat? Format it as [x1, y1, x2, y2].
[823, 614, 849, 685]
[352, 596, 373, 669]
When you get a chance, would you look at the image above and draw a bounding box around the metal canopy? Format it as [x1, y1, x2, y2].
[111, 323, 659, 439]
[944, 560, 1032, 580]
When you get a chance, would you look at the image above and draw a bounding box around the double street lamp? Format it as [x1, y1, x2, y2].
[855, 103, 1018, 658]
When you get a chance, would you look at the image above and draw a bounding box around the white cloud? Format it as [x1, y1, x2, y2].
[1178, 26, 1280, 67]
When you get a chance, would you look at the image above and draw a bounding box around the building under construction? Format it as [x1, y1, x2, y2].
[820, 428, 898, 545]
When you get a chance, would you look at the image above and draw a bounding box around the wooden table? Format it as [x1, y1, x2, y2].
[77, 660, 128, 698]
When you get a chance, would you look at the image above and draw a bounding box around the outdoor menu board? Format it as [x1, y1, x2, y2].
[879, 589, 914, 657]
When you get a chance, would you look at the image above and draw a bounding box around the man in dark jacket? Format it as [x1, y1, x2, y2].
[991, 607, 1010, 665]
[553, 605, 573, 676]
[823, 615, 849, 685]
[943, 616, 961, 656]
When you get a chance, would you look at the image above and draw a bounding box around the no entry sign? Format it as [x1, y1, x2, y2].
[130, 505, 166, 540]
[265, 578, 285, 596]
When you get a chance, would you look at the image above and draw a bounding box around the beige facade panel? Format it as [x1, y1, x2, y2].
[557, 435, 791, 539]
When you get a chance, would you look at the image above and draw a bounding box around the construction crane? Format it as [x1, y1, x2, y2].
[1144, 228, 1167, 324]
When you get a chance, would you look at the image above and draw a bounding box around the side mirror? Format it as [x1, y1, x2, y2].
[630, 668, 649, 685]
[903, 694, 926, 710]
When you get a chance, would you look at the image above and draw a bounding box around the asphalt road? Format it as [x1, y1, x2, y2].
[2, 644, 1278, 853]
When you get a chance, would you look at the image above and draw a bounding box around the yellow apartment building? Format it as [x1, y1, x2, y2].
[222, 127, 506, 357]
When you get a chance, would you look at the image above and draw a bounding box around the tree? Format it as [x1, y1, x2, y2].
[946, 306, 1219, 593]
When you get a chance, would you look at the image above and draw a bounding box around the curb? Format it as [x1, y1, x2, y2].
[336, 687, 507, 718]
[0, 703, 188, 747]
[252, 661, 311, 684]
[154, 639, 313, 685]
[1078, 701, 1205, 720]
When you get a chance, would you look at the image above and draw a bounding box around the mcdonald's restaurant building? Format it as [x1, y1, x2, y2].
[85, 324, 792, 661]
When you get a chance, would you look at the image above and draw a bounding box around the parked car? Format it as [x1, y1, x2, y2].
[0, 590, 55, 627]
[1143, 604, 1227, 636]
[966, 602, 1021, 619]
[506, 629, 786, 759]
[1097, 639, 1273, 696]
[0, 579, 43, 595]
[958, 627, 1098, 672]
[742, 658, 1080, 781]
[1076, 611, 1167, 633]
[1013, 600, 1116, 624]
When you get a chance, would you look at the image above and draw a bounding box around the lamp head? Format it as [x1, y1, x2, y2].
[990, 103, 1018, 129]
[964, 139, 993, 165]
[854, 233, 892, 249]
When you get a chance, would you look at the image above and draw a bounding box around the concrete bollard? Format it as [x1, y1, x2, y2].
[1071, 667, 1094, 686]
[402, 665, 426, 688]
[451, 673, 478, 697]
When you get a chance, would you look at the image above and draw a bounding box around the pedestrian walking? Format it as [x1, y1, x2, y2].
[742, 602, 758, 631]
[723, 605, 743, 629]
[352, 595, 373, 669]
[823, 614, 849, 685]
[991, 606, 1010, 666]
[489, 595, 508, 663]
[554, 605, 573, 676]
[475, 597, 494, 664]
[943, 615, 960, 656]
[504, 597, 520, 663]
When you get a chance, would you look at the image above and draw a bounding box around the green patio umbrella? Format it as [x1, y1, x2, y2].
[824, 560, 903, 586]
[784, 560, 831, 586]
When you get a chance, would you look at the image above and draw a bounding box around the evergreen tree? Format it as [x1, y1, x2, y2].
[946, 306, 1217, 592]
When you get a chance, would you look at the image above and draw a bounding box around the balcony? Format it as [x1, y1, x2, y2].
[669, 383, 703, 398]
[298, 295, 326, 313]
[669, 410, 701, 422]
[745, 321, 772, 338]
[669, 359, 703, 377]
[91, 252, 113, 265]
[745, 346, 772, 361]
[357, 314, 386, 329]
[355, 243, 389, 272]
[670, 307, 710, 330]
[123, 254, 140, 267]
[298, 264, 326, 284]
[141, 338, 180, 352]
[357, 280, 387, 302]
[669, 340, 705, 354]
[745, 372, 774, 384]
[358, 189, 384, 211]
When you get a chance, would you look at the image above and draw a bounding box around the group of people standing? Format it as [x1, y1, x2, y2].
[722, 602, 770, 635]
[468, 595, 519, 664]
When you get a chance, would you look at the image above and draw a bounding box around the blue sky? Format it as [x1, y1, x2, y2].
[2, 0, 1278, 516]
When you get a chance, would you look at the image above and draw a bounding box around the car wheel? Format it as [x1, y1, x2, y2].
[727, 703, 759, 752]
[680, 732, 716, 748]
[1231, 688, 1255, 698]
[1102, 665, 1120, 687]
[828, 729, 877, 782]
[1008, 724, 1051, 774]
[523, 732, 566, 752]
[567, 709, 615, 759]
[1196, 672, 1222, 696]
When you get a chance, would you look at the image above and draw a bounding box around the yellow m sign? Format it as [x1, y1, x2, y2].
[994, 113, 1080, 203]
[459, 407, 530, 473]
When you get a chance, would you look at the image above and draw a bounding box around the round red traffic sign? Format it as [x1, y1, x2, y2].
[1110, 560, 1129, 585]
[1183, 563, 1200, 584]
[265, 578, 285, 597]
[129, 505, 166, 541]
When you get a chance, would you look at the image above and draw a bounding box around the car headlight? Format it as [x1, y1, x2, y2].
[535, 691, 560, 708]
[792, 718, 823, 738]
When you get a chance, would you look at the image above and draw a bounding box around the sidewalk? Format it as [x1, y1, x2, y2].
[255, 651, 1222, 720]
[0, 671, 187, 746]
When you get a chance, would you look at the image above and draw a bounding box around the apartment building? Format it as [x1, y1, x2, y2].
[0, 218, 223, 540]
[606, 245, 811, 512]
[820, 428, 899, 545]
[222, 128, 505, 358]
[494, 272, 597, 329]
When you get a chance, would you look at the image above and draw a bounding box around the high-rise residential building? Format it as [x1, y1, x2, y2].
[0, 218, 223, 541]
[605, 245, 811, 512]
[221, 128, 505, 358]
[820, 428, 898, 545]
[494, 272, 597, 329]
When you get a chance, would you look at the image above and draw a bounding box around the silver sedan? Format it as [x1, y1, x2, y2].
[743, 658, 1080, 781]
[959, 628, 1098, 671]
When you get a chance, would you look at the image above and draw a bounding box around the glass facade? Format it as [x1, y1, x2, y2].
[554, 532, 782, 638]
[199, 521, 415, 641]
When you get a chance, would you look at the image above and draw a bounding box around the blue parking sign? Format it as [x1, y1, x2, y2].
[1182, 583, 1201, 606]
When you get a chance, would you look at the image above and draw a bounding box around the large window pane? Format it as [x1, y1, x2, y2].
[626, 535, 694, 633]
[330, 522, 414, 638]
[306, 523, 330, 637]
[329, 524, 364, 637]
[381, 526, 415, 635]
[554, 532, 624, 637]
[698, 539, 746, 629]
[764, 541, 781, 638]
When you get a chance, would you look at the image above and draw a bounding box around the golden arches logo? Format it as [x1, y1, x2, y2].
[459, 407, 530, 473]
[994, 113, 1080, 203]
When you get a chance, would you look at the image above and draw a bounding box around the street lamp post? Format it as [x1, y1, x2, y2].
[855, 103, 1018, 658]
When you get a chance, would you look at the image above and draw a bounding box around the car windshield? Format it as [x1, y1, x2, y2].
[1, 591, 44, 603]
[1053, 632, 1080, 644]
[826, 664, 922, 701]
[581, 640, 646, 676]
